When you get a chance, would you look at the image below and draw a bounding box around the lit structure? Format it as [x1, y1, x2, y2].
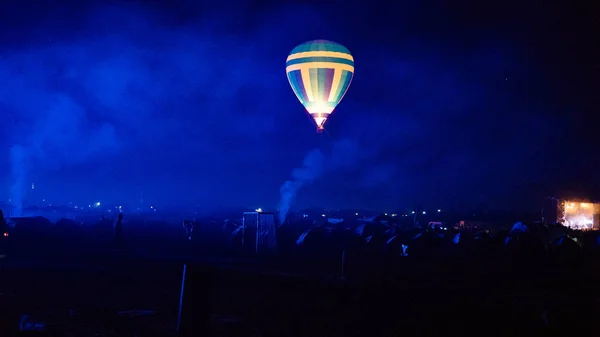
[242, 212, 277, 254]
[559, 200, 600, 230]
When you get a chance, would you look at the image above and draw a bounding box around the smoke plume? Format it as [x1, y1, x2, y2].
[279, 149, 324, 223]
[278, 139, 365, 223]
[5, 93, 119, 213]
[9, 145, 30, 217]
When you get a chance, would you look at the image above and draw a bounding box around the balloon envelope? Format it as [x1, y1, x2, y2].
[286, 40, 354, 131]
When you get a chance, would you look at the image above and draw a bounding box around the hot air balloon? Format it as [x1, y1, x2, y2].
[285, 40, 354, 133]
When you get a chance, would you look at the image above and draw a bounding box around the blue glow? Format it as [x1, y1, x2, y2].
[0, 2, 590, 213]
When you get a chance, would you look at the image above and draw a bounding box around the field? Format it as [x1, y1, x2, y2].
[1, 219, 599, 336]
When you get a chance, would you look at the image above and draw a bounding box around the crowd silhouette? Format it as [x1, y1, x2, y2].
[1, 212, 600, 336]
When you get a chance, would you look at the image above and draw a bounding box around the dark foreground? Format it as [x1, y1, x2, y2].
[2, 249, 600, 337]
[1, 219, 599, 336]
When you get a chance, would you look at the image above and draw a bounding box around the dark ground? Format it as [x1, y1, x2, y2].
[1, 222, 599, 336]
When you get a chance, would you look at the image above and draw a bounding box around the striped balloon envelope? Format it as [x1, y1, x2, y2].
[285, 40, 354, 133]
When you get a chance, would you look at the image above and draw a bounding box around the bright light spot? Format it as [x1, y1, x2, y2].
[355, 213, 359, 216]
[411, 211, 415, 214]
[314, 117, 327, 128]
[95, 202, 101, 207]
[437, 209, 441, 212]
[392, 214, 397, 217]
[74, 206, 78, 209]
[255, 208, 262, 212]
[306, 102, 335, 115]
[150, 206, 153, 209]
[3, 232, 7, 237]
[384, 213, 388, 216]
[422, 211, 426, 214]
[322, 214, 326, 217]
[563, 200, 596, 229]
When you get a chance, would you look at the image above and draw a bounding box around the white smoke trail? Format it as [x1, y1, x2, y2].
[9, 145, 30, 217]
[278, 149, 324, 224]
[277, 139, 365, 224]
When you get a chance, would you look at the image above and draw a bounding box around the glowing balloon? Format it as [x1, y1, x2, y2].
[286, 40, 354, 132]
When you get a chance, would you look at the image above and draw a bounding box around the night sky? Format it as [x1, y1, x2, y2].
[0, 0, 598, 213]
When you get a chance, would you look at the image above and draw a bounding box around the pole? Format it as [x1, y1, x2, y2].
[255, 215, 260, 255]
[242, 215, 246, 251]
[340, 249, 346, 280]
[176, 264, 187, 333]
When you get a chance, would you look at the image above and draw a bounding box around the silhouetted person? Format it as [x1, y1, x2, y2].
[0, 210, 5, 232]
[183, 220, 195, 241]
[114, 213, 124, 249]
[0, 209, 6, 252]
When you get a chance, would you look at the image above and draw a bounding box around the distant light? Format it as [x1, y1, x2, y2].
[422, 211, 426, 214]
[150, 206, 153, 209]
[411, 211, 415, 214]
[392, 214, 397, 217]
[438, 209, 441, 212]
[322, 214, 326, 217]
[74, 206, 78, 209]
[581, 203, 589, 207]
[3, 232, 8, 237]
[255, 208, 262, 212]
[42, 199, 45, 202]
[95, 202, 101, 207]
[88, 205, 91, 208]
[355, 213, 359, 216]
[384, 213, 388, 216]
